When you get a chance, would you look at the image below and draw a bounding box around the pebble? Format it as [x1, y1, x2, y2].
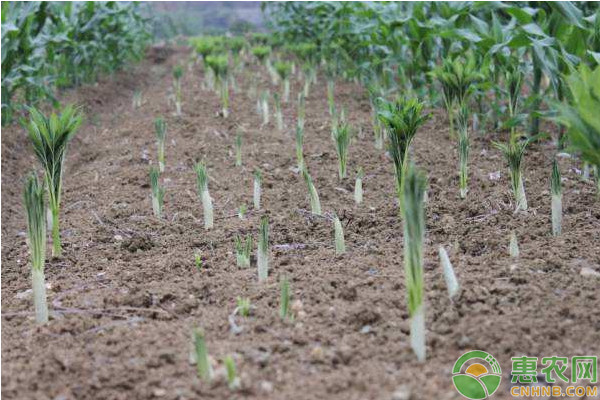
[391, 385, 412, 400]
[580, 267, 600, 277]
[260, 380, 273, 393]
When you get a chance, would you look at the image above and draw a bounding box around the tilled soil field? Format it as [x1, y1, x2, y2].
[2, 46, 599, 400]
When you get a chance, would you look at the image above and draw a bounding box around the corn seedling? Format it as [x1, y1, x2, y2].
[132, 89, 142, 109]
[333, 215, 346, 255]
[223, 355, 240, 390]
[261, 90, 270, 125]
[504, 65, 524, 139]
[274, 92, 283, 131]
[302, 168, 322, 215]
[401, 163, 427, 362]
[297, 92, 306, 129]
[194, 162, 213, 229]
[236, 297, 251, 317]
[368, 85, 385, 150]
[492, 137, 537, 212]
[25, 105, 82, 257]
[438, 246, 459, 301]
[251, 45, 271, 66]
[457, 105, 470, 198]
[551, 159, 562, 236]
[295, 123, 305, 170]
[194, 252, 203, 271]
[253, 169, 262, 210]
[149, 167, 164, 218]
[24, 173, 48, 324]
[238, 204, 247, 220]
[279, 276, 292, 321]
[326, 72, 336, 116]
[193, 328, 213, 382]
[509, 231, 520, 258]
[234, 234, 252, 268]
[154, 117, 166, 172]
[274, 61, 292, 102]
[333, 120, 351, 179]
[205, 55, 229, 118]
[173, 65, 183, 115]
[354, 167, 364, 204]
[257, 216, 269, 282]
[377, 97, 429, 209]
[234, 130, 242, 167]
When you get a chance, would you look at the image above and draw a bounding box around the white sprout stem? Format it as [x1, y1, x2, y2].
[253, 178, 261, 210]
[308, 181, 322, 215]
[32, 267, 49, 324]
[552, 193, 562, 236]
[283, 79, 290, 103]
[276, 109, 283, 131]
[201, 190, 213, 229]
[354, 177, 363, 204]
[257, 245, 268, 283]
[334, 216, 346, 255]
[515, 172, 528, 211]
[582, 162, 590, 182]
[509, 231, 520, 258]
[303, 78, 310, 97]
[262, 98, 269, 125]
[410, 304, 426, 362]
[152, 196, 161, 218]
[46, 207, 53, 231]
[438, 246, 459, 300]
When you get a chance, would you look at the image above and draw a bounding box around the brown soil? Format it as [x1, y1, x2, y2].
[2, 46, 599, 400]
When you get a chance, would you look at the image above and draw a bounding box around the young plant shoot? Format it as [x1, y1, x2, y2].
[194, 252, 203, 271]
[279, 275, 292, 321]
[173, 65, 183, 115]
[401, 163, 427, 362]
[354, 167, 364, 204]
[25, 105, 82, 257]
[551, 159, 562, 236]
[457, 105, 470, 198]
[257, 216, 269, 282]
[238, 204, 247, 220]
[492, 137, 536, 212]
[193, 328, 213, 382]
[302, 168, 322, 215]
[223, 355, 240, 390]
[274, 92, 283, 131]
[236, 297, 251, 317]
[154, 117, 167, 172]
[377, 97, 429, 210]
[234, 130, 242, 167]
[438, 246, 460, 301]
[509, 231, 520, 258]
[205, 54, 229, 117]
[132, 89, 142, 109]
[261, 90, 270, 125]
[333, 215, 346, 255]
[297, 92, 306, 129]
[295, 123, 305, 170]
[149, 167, 165, 218]
[333, 121, 351, 179]
[253, 169, 262, 210]
[234, 234, 252, 268]
[274, 61, 292, 102]
[194, 162, 213, 229]
[24, 173, 49, 324]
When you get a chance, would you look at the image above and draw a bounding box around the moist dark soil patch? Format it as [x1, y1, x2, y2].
[2, 47, 599, 400]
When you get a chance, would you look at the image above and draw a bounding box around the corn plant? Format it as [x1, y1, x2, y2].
[274, 60, 292, 102]
[173, 65, 183, 115]
[438, 246, 459, 301]
[194, 252, 203, 271]
[261, 90, 270, 125]
[377, 97, 429, 209]
[509, 231, 520, 258]
[194, 162, 213, 229]
[401, 163, 427, 362]
[279, 275, 292, 321]
[354, 167, 364, 204]
[149, 167, 164, 218]
[238, 204, 247, 220]
[25, 105, 82, 257]
[234, 130, 242, 167]
[253, 169, 262, 210]
[154, 117, 166, 172]
[193, 328, 213, 382]
[234, 234, 252, 268]
[236, 297, 251, 317]
[333, 215, 346, 255]
[504, 64, 524, 139]
[492, 137, 537, 212]
[257, 216, 269, 282]
[295, 123, 305, 170]
[223, 355, 240, 390]
[274, 92, 283, 131]
[457, 105, 470, 198]
[551, 159, 562, 236]
[23, 173, 48, 324]
[205, 55, 229, 118]
[333, 121, 351, 179]
[251, 45, 271, 65]
[302, 168, 322, 215]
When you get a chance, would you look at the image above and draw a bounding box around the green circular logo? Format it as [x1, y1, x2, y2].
[452, 351, 502, 399]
